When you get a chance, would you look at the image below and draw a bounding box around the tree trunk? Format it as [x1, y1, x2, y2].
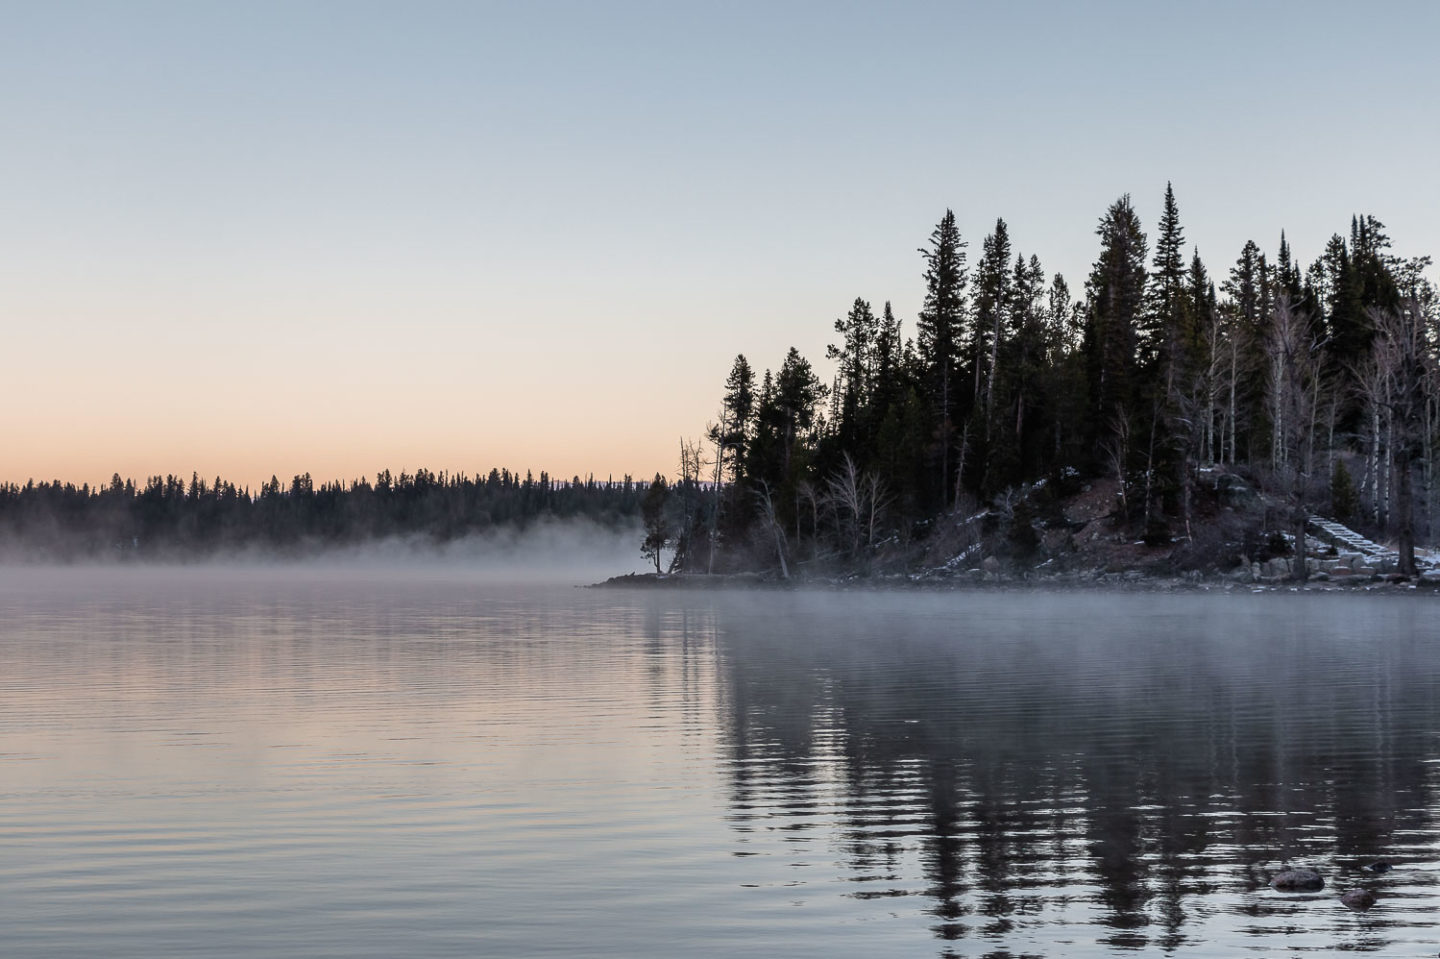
[1370, 407, 1381, 526]
[1292, 504, 1309, 583]
[1397, 448, 1417, 576]
[758, 483, 789, 580]
[707, 419, 727, 575]
[940, 367, 951, 508]
[773, 527, 789, 579]
[1228, 345, 1238, 464]
[1384, 411, 1394, 529]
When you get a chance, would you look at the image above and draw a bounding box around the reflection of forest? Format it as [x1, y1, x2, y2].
[700, 594, 1440, 952]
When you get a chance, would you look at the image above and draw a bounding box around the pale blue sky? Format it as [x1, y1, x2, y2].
[2, 1, 1436, 485]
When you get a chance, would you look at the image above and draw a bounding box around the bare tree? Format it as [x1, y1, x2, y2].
[825, 454, 864, 557]
[824, 453, 891, 558]
[1201, 306, 1227, 464]
[1103, 406, 1131, 519]
[1370, 299, 1434, 575]
[1352, 351, 1392, 529]
[704, 421, 723, 574]
[672, 438, 708, 572]
[863, 471, 892, 549]
[1266, 296, 1321, 582]
[1225, 326, 1241, 464]
[755, 480, 789, 580]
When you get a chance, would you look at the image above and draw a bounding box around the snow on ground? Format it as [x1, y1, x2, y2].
[1307, 515, 1434, 570]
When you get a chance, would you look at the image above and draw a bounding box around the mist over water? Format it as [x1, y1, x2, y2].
[2, 574, 1439, 957]
[278, 516, 647, 581]
[0, 516, 644, 582]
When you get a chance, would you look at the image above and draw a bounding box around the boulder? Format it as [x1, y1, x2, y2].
[1257, 558, 1293, 582]
[1271, 868, 1324, 891]
[1341, 888, 1377, 910]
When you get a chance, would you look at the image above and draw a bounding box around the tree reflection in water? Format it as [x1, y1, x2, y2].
[704, 591, 1438, 955]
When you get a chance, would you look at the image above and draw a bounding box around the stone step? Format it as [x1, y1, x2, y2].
[1306, 515, 1433, 570]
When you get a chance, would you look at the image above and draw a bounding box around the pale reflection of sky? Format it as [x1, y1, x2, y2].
[2, 571, 1439, 956]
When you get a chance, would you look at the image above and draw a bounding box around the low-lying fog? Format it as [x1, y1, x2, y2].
[0, 516, 645, 584]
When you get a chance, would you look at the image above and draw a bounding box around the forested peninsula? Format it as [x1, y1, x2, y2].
[633, 187, 1440, 586]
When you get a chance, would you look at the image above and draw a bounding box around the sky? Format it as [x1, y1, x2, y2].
[3, 0, 1437, 490]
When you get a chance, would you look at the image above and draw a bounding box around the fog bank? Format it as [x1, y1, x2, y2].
[0, 516, 645, 584]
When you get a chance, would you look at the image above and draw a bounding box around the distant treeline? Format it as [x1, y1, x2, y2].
[0, 468, 643, 560]
[644, 186, 1440, 577]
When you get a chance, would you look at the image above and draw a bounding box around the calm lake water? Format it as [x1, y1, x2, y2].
[3, 569, 1439, 957]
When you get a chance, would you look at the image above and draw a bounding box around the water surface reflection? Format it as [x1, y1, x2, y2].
[2, 573, 1438, 957]
[707, 591, 1440, 955]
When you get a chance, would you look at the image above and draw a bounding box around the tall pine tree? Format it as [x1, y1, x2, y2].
[1082, 195, 1148, 473]
[916, 210, 969, 508]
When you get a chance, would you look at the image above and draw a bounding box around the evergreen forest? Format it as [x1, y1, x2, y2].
[0, 469, 642, 561]
[643, 186, 1440, 580]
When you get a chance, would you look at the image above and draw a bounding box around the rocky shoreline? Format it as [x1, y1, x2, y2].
[595, 566, 1440, 593]
[604, 472, 1440, 594]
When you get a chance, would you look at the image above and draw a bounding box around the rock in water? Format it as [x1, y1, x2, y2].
[1341, 888, 1377, 910]
[1271, 868, 1324, 891]
[1359, 860, 1392, 874]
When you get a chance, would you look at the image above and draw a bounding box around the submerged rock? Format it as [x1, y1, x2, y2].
[1341, 888, 1377, 910]
[1359, 860, 1392, 874]
[1271, 868, 1324, 891]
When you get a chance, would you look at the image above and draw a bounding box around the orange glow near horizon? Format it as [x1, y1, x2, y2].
[0, 397, 700, 491]
[5, 5, 1438, 494]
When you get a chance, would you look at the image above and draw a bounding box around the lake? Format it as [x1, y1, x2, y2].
[2, 569, 1438, 956]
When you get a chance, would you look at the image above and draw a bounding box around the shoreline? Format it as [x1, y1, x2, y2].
[593, 569, 1440, 594]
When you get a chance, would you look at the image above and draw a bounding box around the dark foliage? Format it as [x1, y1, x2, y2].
[0, 468, 643, 561]
[680, 192, 1438, 576]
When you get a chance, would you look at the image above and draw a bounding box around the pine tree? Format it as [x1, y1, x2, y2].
[1223, 239, 1269, 461]
[745, 370, 783, 493]
[640, 474, 671, 573]
[871, 301, 904, 411]
[972, 218, 1012, 421]
[989, 251, 1047, 491]
[1227, 241, 1263, 329]
[1083, 195, 1148, 471]
[1043, 272, 1086, 463]
[705, 354, 756, 571]
[715, 354, 755, 482]
[1330, 458, 1358, 522]
[1321, 233, 1365, 365]
[773, 347, 826, 488]
[916, 209, 969, 508]
[827, 298, 878, 450]
[1191, 250, 1227, 464]
[1276, 231, 1302, 300]
[1144, 183, 1187, 380]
